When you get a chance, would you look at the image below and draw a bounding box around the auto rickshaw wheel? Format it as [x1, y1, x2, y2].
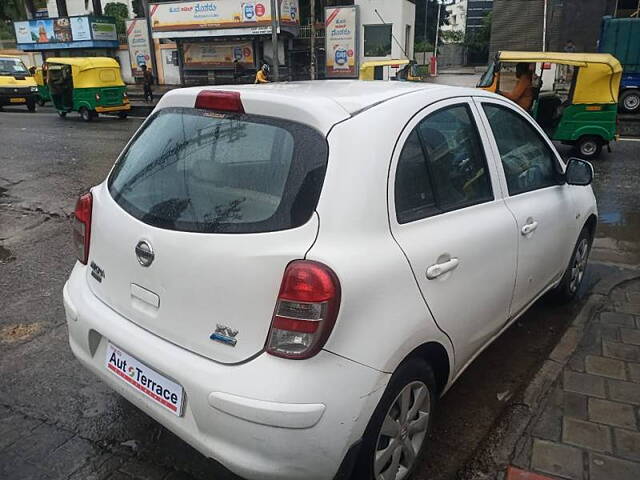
[27, 101, 36, 113]
[80, 107, 92, 122]
[575, 136, 602, 160]
[620, 90, 640, 113]
[117, 112, 128, 120]
[58, 111, 66, 118]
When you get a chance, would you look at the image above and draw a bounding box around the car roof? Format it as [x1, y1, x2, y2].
[156, 80, 482, 134]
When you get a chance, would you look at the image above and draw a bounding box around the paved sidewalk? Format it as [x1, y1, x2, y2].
[507, 279, 640, 480]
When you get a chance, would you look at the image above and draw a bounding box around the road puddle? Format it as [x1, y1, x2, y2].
[0, 245, 15, 263]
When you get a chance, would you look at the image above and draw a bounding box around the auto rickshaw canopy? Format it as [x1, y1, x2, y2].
[359, 59, 410, 80]
[497, 51, 622, 104]
[45, 57, 125, 88]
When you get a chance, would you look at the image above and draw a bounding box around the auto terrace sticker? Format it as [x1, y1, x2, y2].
[105, 343, 184, 416]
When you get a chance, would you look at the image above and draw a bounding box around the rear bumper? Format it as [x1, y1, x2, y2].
[0, 92, 38, 105]
[63, 263, 388, 480]
[95, 103, 131, 113]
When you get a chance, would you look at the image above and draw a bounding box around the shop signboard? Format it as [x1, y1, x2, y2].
[325, 6, 359, 78]
[126, 19, 154, 77]
[182, 41, 254, 68]
[149, 0, 299, 32]
[90, 17, 118, 41]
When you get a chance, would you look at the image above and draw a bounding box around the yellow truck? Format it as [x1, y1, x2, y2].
[0, 54, 38, 112]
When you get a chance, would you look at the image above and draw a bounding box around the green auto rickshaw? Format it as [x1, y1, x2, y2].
[34, 67, 50, 106]
[478, 51, 623, 159]
[46, 57, 130, 121]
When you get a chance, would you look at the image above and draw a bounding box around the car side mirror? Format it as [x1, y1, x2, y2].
[565, 158, 593, 186]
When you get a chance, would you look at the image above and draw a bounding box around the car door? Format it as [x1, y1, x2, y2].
[389, 98, 518, 369]
[475, 98, 576, 317]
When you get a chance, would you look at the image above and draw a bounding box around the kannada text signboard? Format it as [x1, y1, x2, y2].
[325, 6, 358, 78]
[149, 0, 299, 33]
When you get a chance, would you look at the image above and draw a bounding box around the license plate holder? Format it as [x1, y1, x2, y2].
[105, 343, 184, 416]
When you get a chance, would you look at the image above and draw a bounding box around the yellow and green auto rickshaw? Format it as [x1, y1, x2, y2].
[359, 59, 425, 82]
[0, 54, 38, 112]
[478, 51, 622, 159]
[46, 57, 130, 121]
[34, 67, 50, 106]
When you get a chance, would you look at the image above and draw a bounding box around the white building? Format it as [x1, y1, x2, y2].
[441, 0, 467, 40]
[46, 0, 135, 18]
[356, 0, 416, 63]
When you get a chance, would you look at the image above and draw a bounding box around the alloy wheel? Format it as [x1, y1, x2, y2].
[623, 94, 640, 112]
[569, 238, 589, 293]
[580, 140, 597, 157]
[374, 381, 431, 480]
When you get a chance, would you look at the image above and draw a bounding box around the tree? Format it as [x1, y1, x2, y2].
[464, 11, 492, 64]
[414, 0, 450, 47]
[104, 2, 129, 35]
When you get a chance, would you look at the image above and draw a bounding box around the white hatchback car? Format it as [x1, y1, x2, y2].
[64, 81, 597, 480]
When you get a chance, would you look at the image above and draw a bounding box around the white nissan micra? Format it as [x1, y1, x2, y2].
[64, 81, 597, 480]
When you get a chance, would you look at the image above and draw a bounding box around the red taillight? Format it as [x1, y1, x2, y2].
[542, 62, 551, 70]
[266, 261, 341, 360]
[72, 192, 92, 265]
[195, 90, 244, 113]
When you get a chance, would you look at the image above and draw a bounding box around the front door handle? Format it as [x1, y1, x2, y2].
[426, 257, 459, 280]
[521, 220, 539, 236]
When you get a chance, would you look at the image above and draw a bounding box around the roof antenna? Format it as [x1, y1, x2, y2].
[374, 9, 410, 60]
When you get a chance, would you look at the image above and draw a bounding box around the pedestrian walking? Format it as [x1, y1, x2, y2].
[141, 64, 154, 103]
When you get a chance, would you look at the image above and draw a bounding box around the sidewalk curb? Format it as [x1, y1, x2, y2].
[459, 269, 640, 480]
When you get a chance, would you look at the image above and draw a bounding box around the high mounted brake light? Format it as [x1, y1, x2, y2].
[266, 260, 341, 359]
[72, 192, 92, 265]
[195, 90, 244, 113]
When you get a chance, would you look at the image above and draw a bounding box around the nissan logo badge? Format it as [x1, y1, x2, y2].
[135, 240, 154, 267]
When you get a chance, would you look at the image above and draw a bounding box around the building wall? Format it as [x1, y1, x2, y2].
[46, 0, 135, 18]
[356, 0, 416, 63]
[466, 0, 493, 32]
[442, 0, 468, 34]
[490, 0, 616, 57]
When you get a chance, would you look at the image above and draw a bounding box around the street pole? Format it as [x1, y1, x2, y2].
[141, 0, 158, 85]
[270, 0, 280, 81]
[423, 0, 429, 44]
[310, 0, 316, 80]
[433, 0, 441, 58]
[542, 0, 548, 52]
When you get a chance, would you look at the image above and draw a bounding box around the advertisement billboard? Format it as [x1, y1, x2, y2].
[91, 17, 118, 41]
[14, 18, 73, 43]
[325, 6, 359, 78]
[70, 16, 91, 41]
[149, 0, 299, 32]
[182, 41, 254, 68]
[126, 19, 154, 77]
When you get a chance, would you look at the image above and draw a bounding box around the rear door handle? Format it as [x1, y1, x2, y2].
[521, 221, 539, 236]
[426, 257, 459, 280]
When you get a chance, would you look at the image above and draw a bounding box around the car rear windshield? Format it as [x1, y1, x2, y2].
[108, 107, 328, 234]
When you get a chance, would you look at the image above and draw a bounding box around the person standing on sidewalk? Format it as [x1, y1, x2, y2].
[141, 64, 154, 103]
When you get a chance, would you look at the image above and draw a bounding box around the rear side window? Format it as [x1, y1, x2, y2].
[109, 108, 328, 233]
[395, 104, 493, 223]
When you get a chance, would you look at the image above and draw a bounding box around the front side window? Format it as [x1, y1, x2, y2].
[395, 104, 493, 223]
[482, 103, 560, 195]
[109, 108, 328, 233]
[364, 24, 392, 57]
[0, 58, 29, 76]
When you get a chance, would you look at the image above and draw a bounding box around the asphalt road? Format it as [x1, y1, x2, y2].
[0, 108, 638, 480]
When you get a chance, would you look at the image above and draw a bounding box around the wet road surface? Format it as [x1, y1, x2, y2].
[0, 108, 638, 480]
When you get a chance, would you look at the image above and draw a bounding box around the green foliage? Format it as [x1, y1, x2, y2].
[414, 0, 451, 45]
[415, 40, 435, 53]
[441, 30, 465, 44]
[1, 0, 27, 22]
[104, 2, 129, 35]
[132, 0, 144, 18]
[464, 11, 492, 51]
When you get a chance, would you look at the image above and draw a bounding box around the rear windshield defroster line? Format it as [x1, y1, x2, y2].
[108, 107, 329, 234]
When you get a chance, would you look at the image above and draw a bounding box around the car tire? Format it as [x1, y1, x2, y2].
[80, 107, 92, 122]
[117, 112, 128, 119]
[620, 90, 640, 113]
[575, 136, 602, 160]
[552, 227, 592, 303]
[27, 101, 36, 112]
[353, 358, 437, 480]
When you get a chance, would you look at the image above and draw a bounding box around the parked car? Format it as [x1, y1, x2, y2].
[63, 81, 597, 480]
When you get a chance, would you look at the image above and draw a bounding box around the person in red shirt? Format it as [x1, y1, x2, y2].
[500, 62, 534, 111]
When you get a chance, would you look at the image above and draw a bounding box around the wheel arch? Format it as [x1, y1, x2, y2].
[583, 213, 597, 242]
[400, 341, 451, 395]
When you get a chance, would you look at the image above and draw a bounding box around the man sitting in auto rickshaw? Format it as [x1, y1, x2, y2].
[498, 62, 534, 111]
